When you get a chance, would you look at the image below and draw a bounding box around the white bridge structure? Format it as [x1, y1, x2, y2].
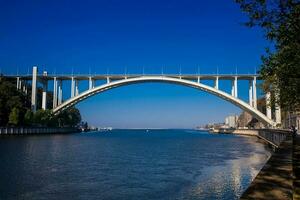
[8, 66, 281, 127]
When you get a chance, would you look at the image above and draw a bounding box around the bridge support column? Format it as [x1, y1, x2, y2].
[214, 76, 219, 90]
[197, 76, 200, 83]
[253, 77, 257, 109]
[71, 77, 75, 98]
[275, 104, 281, 125]
[31, 66, 38, 113]
[16, 77, 20, 89]
[58, 80, 62, 105]
[275, 91, 281, 125]
[16, 77, 19, 89]
[75, 80, 79, 96]
[42, 81, 48, 110]
[19, 80, 23, 90]
[60, 81, 63, 105]
[106, 77, 110, 84]
[24, 81, 28, 94]
[231, 77, 238, 97]
[234, 76, 238, 97]
[89, 77, 94, 90]
[249, 80, 253, 107]
[22, 81, 26, 93]
[231, 80, 235, 96]
[266, 91, 272, 119]
[53, 77, 58, 108]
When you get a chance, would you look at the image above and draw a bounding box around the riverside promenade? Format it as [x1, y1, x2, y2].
[293, 135, 300, 199]
[238, 131, 300, 200]
[240, 133, 293, 199]
[211, 128, 300, 199]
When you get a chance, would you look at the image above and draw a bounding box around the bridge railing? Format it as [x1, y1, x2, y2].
[257, 129, 291, 147]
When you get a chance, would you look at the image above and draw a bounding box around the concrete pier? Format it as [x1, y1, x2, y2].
[253, 77, 257, 109]
[31, 66, 38, 112]
[71, 77, 75, 98]
[249, 80, 253, 107]
[234, 76, 238, 97]
[266, 92, 272, 120]
[75, 80, 79, 96]
[16, 77, 20, 89]
[58, 80, 62, 105]
[89, 76, 94, 90]
[53, 77, 58, 108]
[231, 79, 235, 96]
[214, 76, 219, 89]
[275, 91, 282, 125]
[42, 81, 47, 110]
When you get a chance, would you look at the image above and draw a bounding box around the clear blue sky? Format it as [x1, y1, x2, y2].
[0, 0, 269, 128]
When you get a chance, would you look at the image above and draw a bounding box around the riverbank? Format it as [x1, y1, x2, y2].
[211, 128, 299, 199]
[240, 134, 293, 199]
[0, 127, 79, 135]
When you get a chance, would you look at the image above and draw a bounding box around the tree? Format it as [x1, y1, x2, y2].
[24, 109, 33, 126]
[55, 107, 81, 127]
[0, 77, 30, 126]
[9, 107, 20, 126]
[32, 109, 60, 127]
[0, 76, 83, 128]
[235, 0, 300, 111]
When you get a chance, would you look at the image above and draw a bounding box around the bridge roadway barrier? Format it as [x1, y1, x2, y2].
[0, 127, 78, 135]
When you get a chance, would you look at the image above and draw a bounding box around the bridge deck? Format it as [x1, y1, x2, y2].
[4, 74, 260, 81]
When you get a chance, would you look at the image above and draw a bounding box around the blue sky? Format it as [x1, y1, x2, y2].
[0, 0, 269, 128]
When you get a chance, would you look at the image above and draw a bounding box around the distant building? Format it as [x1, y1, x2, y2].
[225, 115, 239, 128]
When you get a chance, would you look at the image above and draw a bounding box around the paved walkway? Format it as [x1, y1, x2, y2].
[240, 135, 293, 200]
[293, 135, 300, 199]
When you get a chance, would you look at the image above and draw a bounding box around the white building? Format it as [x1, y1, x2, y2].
[225, 115, 239, 128]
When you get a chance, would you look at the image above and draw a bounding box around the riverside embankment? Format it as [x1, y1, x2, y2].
[212, 128, 297, 199]
[0, 127, 78, 135]
[212, 128, 289, 147]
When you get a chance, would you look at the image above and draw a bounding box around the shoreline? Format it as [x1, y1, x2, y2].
[210, 128, 294, 199]
[0, 127, 79, 135]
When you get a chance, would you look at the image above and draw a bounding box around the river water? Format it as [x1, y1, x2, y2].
[0, 130, 271, 200]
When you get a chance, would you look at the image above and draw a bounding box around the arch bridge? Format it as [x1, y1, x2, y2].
[6, 66, 281, 127]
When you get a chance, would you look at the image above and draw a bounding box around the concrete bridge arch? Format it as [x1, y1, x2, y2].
[52, 76, 276, 127]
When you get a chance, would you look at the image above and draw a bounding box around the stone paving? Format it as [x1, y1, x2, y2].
[293, 135, 300, 200]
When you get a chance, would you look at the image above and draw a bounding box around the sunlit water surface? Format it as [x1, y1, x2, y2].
[0, 130, 271, 200]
